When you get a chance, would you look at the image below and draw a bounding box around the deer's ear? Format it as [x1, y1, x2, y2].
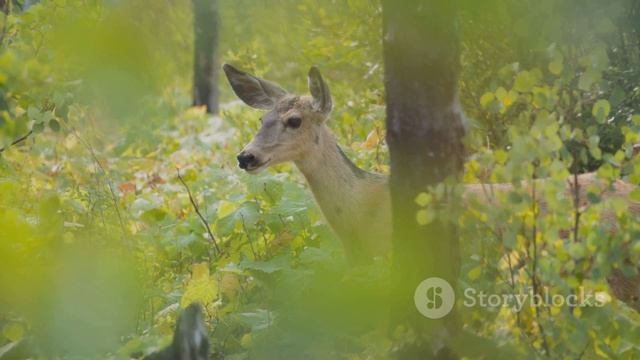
[223, 64, 287, 110]
[308, 66, 332, 115]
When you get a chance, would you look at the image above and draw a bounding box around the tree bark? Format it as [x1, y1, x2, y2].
[192, 0, 219, 114]
[382, 0, 465, 357]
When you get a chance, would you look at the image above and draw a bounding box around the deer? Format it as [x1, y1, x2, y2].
[222, 64, 640, 308]
[223, 63, 391, 264]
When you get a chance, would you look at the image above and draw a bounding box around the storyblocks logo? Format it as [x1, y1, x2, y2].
[415, 278, 608, 318]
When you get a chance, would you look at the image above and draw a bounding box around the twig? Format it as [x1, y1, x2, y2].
[571, 168, 581, 244]
[68, 125, 127, 239]
[0, 129, 33, 153]
[176, 168, 221, 255]
[506, 252, 522, 328]
[240, 213, 258, 260]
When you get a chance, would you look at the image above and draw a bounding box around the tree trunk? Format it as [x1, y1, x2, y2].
[192, 0, 219, 114]
[382, 0, 465, 357]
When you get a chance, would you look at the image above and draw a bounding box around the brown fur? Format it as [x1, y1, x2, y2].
[465, 173, 638, 217]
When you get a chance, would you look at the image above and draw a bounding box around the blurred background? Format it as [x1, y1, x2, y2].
[0, 0, 639, 358]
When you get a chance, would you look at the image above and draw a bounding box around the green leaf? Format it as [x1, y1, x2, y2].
[579, 70, 600, 91]
[416, 209, 434, 225]
[414, 192, 432, 207]
[548, 54, 564, 75]
[2, 323, 24, 342]
[49, 118, 60, 132]
[587, 192, 601, 204]
[32, 122, 45, 133]
[239, 256, 289, 274]
[217, 201, 260, 235]
[592, 99, 610, 123]
[479, 92, 495, 109]
[27, 106, 41, 122]
[633, 241, 640, 255]
[568, 243, 587, 260]
[508, 191, 522, 204]
[513, 71, 537, 93]
[236, 309, 273, 331]
[495, 87, 507, 101]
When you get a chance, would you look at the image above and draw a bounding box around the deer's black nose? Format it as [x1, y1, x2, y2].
[237, 152, 256, 169]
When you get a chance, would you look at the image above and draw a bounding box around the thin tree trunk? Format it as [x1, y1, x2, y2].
[192, 0, 219, 114]
[382, 0, 465, 357]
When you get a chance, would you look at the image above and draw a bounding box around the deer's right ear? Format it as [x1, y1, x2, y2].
[223, 64, 287, 110]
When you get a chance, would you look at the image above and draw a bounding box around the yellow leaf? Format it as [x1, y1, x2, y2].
[494, 150, 508, 165]
[502, 90, 518, 108]
[217, 200, 236, 218]
[573, 307, 582, 318]
[362, 129, 379, 149]
[241, 333, 253, 348]
[64, 134, 78, 150]
[192, 262, 209, 280]
[184, 105, 207, 117]
[467, 266, 482, 280]
[181, 262, 218, 308]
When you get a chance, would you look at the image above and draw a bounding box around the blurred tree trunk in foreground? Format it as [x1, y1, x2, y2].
[382, 0, 465, 357]
[192, 0, 219, 114]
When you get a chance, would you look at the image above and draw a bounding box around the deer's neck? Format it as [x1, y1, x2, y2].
[294, 125, 373, 226]
[296, 125, 358, 198]
[294, 125, 392, 262]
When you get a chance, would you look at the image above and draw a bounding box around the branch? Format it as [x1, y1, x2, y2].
[176, 168, 221, 255]
[529, 170, 551, 357]
[0, 129, 33, 154]
[0, 0, 10, 47]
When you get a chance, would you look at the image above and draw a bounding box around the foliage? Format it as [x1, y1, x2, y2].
[0, 0, 639, 359]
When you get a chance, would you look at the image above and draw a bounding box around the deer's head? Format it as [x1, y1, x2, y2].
[223, 64, 332, 173]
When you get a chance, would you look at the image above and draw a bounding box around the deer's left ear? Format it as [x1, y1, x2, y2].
[308, 66, 332, 115]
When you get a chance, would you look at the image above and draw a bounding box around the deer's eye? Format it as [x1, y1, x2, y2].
[286, 117, 302, 129]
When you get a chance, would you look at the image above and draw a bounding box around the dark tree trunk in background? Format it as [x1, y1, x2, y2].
[192, 0, 219, 114]
[382, 0, 465, 357]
